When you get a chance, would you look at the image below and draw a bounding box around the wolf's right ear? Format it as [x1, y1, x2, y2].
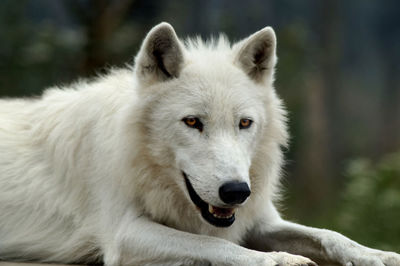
[135, 22, 184, 85]
[234, 27, 277, 84]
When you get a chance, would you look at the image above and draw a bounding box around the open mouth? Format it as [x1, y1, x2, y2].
[182, 172, 236, 227]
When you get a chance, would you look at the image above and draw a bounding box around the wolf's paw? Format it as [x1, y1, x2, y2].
[378, 250, 400, 266]
[245, 250, 316, 266]
[342, 249, 400, 266]
[268, 251, 317, 266]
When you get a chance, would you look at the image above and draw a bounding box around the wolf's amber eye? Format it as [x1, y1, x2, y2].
[182, 117, 203, 132]
[239, 118, 253, 129]
[185, 118, 196, 126]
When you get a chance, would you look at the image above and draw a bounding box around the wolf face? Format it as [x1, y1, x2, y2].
[134, 23, 278, 227]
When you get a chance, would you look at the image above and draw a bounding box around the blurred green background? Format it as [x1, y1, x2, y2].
[0, 0, 399, 252]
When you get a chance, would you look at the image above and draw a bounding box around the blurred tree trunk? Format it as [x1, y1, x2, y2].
[378, 53, 400, 154]
[297, 0, 341, 204]
[65, 0, 135, 76]
[300, 73, 332, 200]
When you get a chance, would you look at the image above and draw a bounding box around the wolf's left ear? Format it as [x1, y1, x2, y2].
[135, 22, 184, 84]
[234, 27, 277, 83]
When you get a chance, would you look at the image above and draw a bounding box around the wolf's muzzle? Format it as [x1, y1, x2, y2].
[183, 171, 236, 227]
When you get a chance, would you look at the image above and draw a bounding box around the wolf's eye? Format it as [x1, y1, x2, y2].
[182, 117, 203, 132]
[239, 118, 253, 129]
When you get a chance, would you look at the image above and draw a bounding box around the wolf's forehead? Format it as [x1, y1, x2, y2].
[174, 71, 263, 118]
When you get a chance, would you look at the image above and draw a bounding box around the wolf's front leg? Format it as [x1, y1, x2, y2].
[102, 215, 315, 266]
[245, 206, 400, 266]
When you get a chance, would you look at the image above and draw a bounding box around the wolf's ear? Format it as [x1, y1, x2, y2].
[234, 27, 277, 83]
[135, 22, 184, 84]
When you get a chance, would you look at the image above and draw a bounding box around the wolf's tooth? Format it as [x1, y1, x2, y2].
[208, 205, 236, 219]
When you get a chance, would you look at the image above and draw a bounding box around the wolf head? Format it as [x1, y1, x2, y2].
[133, 23, 287, 227]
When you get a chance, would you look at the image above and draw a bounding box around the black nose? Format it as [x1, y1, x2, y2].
[219, 181, 251, 205]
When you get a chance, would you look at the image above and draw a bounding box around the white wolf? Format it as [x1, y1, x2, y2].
[0, 22, 399, 266]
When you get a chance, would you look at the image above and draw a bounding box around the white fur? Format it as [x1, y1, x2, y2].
[0, 22, 399, 266]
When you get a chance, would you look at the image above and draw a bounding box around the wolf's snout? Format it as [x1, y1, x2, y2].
[219, 182, 251, 205]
